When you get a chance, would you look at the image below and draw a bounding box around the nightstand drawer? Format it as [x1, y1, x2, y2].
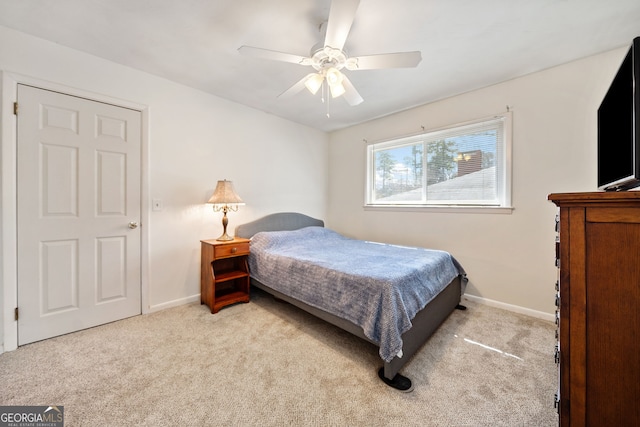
[214, 242, 250, 258]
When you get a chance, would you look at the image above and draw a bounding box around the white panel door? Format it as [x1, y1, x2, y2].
[17, 84, 142, 345]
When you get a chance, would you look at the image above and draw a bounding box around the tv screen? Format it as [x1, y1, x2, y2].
[597, 37, 640, 191]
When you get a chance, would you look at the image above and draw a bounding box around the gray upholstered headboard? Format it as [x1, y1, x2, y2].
[235, 212, 324, 239]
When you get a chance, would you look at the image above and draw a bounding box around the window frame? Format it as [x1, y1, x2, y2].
[364, 112, 513, 212]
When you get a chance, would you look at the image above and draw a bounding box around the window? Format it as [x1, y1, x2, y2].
[365, 113, 511, 209]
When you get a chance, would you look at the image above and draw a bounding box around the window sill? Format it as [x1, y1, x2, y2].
[363, 205, 514, 214]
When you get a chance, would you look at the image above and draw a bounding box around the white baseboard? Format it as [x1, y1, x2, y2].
[148, 294, 201, 313]
[462, 294, 554, 323]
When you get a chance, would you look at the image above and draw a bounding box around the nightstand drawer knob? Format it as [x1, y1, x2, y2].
[231, 247, 237, 254]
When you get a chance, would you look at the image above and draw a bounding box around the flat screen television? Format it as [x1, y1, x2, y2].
[597, 36, 640, 191]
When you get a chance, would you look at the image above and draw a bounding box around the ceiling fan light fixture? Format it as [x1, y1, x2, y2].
[325, 67, 343, 86]
[325, 67, 346, 98]
[330, 81, 346, 98]
[304, 72, 324, 94]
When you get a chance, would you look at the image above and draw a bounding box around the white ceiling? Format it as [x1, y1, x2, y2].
[1, 0, 639, 132]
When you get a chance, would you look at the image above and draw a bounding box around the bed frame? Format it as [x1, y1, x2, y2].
[235, 212, 464, 390]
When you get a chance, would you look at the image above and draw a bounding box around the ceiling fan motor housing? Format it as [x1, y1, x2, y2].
[309, 45, 348, 71]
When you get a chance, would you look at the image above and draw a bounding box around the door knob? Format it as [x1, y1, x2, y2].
[128, 221, 139, 229]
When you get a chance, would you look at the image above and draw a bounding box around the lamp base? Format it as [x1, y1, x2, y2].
[216, 210, 234, 241]
[216, 232, 234, 241]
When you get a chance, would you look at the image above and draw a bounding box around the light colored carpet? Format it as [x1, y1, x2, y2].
[0, 289, 557, 426]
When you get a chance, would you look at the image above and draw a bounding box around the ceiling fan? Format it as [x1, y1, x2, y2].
[238, 0, 422, 107]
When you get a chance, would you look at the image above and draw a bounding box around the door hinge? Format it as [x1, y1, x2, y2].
[14, 307, 19, 321]
[13, 102, 18, 115]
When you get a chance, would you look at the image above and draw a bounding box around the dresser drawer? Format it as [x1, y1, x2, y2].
[214, 242, 250, 258]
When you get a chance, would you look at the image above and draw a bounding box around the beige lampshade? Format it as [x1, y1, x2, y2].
[207, 180, 244, 206]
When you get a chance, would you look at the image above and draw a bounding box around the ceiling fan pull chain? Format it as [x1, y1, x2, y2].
[326, 82, 331, 118]
[321, 79, 326, 104]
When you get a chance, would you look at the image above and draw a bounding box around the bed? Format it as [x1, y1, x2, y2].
[235, 212, 467, 391]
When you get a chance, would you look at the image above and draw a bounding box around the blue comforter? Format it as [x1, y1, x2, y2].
[248, 226, 465, 362]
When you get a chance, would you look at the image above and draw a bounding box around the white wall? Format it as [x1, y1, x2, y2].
[0, 25, 328, 351]
[327, 47, 628, 318]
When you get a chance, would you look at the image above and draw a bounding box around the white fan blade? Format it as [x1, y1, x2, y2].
[278, 73, 316, 99]
[324, 0, 360, 51]
[238, 45, 310, 65]
[345, 51, 422, 70]
[341, 74, 364, 106]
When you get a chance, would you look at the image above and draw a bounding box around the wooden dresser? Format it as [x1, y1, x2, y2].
[548, 192, 640, 426]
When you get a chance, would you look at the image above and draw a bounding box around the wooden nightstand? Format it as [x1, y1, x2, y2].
[200, 237, 250, 313]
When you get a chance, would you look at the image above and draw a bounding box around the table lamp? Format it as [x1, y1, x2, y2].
[207, 179, 244, 241]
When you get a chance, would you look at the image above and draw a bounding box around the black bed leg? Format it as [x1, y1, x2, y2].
[456, 304, 467, 310]
[377, 368, 414, 392]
